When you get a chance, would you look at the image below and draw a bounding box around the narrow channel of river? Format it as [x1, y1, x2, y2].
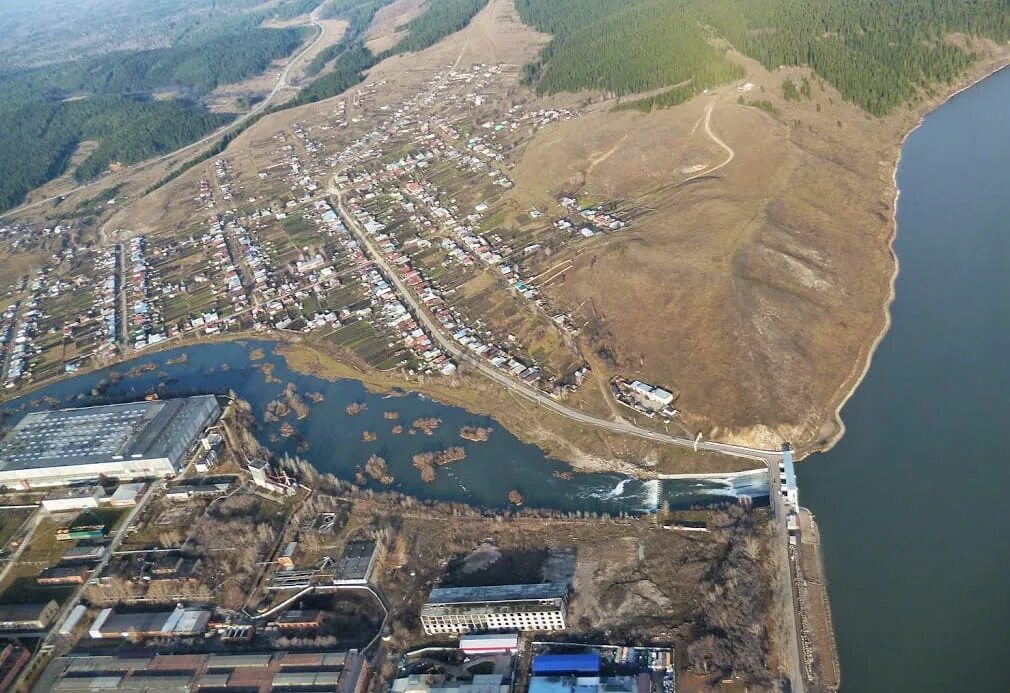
[0, 340, 766, 513]
[798, 67, 1010, 692]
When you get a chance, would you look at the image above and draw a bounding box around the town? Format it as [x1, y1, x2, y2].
[0, 56, 647, 430]
[0, 392, 774, 692]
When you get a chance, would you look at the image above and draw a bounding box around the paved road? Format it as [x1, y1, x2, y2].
[12, 481, 164, 689]
[0, 510, 42, 587]
[0, 3, 331, 221]
[331, 186, 782, 465]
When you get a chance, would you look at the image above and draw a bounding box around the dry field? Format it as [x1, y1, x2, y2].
[364, 0, 428, 55]
[4, 0, 1007, 466]
[512, 45, 1010, 451]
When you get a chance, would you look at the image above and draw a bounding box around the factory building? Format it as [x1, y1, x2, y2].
[459, 633, 520, 654]
[333, 539, 378, 585]
[41, 486, 106, 512]
[0, 601, 59, 631]
[528, 654, 637, 693]
[34, 649, 371, 693]
[89, 605, 211, 640]
[421, 583, 568, 635]
[0, 395, 221, 489]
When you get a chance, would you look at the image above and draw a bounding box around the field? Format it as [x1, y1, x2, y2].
[0, 0, 1006, 468]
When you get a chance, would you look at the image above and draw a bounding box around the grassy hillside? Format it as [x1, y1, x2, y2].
[290, 0, 491, 106]
[516, 0, 1010, 116]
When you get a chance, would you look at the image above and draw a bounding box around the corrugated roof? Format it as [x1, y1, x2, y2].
[207, 653, 273, 667]
[532, 654, 601, 675]
[427, 583, 567, 605]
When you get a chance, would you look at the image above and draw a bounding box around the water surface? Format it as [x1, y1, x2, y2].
[799, 67, 1010, 692]
[0, 340, 766, 513]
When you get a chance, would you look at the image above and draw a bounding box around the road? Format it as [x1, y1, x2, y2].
[682, 100, 735, 185]
[330, 185, 782, 465]
[116, 242, 128, 349]
[0, 509, 42, 587]
[770, 484, 806, 692]
[0, 2, 331, 221]
[11, 481, 165, 690]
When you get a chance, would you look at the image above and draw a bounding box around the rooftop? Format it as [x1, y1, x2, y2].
[334, 539, 377, 581]
[0, 396, 220, 472]
[427, 583, 568, 606]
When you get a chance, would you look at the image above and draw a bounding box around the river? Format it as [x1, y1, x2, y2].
[0, 340, 766, 514]
[798, 67, 1010, 691]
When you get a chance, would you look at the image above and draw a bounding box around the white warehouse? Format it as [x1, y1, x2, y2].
[0, 396, 221, 489]
[421, 583, 568, 635]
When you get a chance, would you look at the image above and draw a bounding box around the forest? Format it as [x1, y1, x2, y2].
[10, 28, 304, 98]
[0, 21, 305, 212]
[290, 0, 491, 107]
[516, 0, 1010, 116]
[516, 0, 741, 97]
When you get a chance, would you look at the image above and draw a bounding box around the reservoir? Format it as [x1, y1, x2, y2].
[798, 67, 1010, 691]
[0, 340, 766, 514]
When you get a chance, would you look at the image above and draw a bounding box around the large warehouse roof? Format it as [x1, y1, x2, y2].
[427, 583, 568, 605]
[0, 395, 219, 472]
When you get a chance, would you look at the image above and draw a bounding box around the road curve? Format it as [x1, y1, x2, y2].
[681, 100, 735, 185]
[0, 3, 331, 221]
[331, 185, 782, 466]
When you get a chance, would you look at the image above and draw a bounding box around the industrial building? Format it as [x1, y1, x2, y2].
[275, 609, 325, 631]
[277, 541, 299, 569]
[0, 395, 221, 488]
[60, 544, 106, 562]
[0, 600, 59, 631]
[89, 605, 211, 639]
[34, 649, 371, 693]
[0, 642, 30, 692]
[41, 486, 106, 512]
[459, 633, 520, 654]
[105, 482, 145, 507]
[421, 583, 568, 635]
[526, 646, 675, 693]
[528, 654, 637, 693]
[37, 565, 90, 585]
[333, 539, 378, 585]
[391, 673, 510, 693]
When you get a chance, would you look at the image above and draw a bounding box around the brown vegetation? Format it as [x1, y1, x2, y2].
[364, 454, 394, 484]
[411, 417, 441, 435]
[412, 446, 467, 482]
[460, 425, 493, 442]
[686, 506, 774, 685]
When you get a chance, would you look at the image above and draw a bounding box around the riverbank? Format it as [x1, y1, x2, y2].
[799, 63, 1010, 689]
[0, 329, 748, 479]
[796, 508, 840, 691]
[809, 47, 1010, 461]
[276, 337, 753, 477]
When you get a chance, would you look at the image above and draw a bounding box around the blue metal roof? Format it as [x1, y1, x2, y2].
[532, 654, 601, 675]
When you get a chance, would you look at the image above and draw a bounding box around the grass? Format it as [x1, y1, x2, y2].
[278, 339, 752, 475]
[0, 508, 33, 550]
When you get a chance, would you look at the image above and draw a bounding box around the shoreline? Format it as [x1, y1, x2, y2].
[656, 468, 768, 480]
[0, 333, 732, 480]
[806, 56, 1010, 462]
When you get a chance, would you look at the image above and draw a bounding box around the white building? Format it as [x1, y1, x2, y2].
[459, 633, 520, 654]
[103, 482, 145, 507]
[0, 396, 221, 489]
[41, 486, 105, 512]
[421, 583, 568, 635]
